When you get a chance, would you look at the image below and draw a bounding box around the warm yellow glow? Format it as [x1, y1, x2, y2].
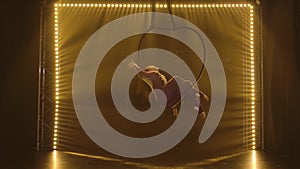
[251, 150, 257, 168]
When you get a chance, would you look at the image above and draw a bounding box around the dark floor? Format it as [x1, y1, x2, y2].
[3, 150, 300, 169]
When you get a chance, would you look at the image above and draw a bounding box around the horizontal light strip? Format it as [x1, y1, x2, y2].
[54, 3, 253, 8]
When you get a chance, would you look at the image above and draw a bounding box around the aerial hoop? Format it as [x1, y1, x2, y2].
[137, 0, 207, 86]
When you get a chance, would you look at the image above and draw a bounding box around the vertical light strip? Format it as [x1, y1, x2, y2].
[53, 4, 59, 150]
[249, 5, 256, 150]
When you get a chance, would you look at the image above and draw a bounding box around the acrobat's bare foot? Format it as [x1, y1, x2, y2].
[199, 111, 206, 119]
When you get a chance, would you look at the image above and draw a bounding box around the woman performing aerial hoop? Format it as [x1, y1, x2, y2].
[128, 60, 209, 119]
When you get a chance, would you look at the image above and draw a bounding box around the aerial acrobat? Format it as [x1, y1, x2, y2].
[128, 60, 209, 119]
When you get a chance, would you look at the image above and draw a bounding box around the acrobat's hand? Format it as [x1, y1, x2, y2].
[203, 94, 209, 102]
[198, 90, 209, 102]
[128, 59, 140, 71]
[173, 108, 179, 117]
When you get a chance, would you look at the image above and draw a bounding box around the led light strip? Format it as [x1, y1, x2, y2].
[53, 5, 59, 150]
[249, 6, 256, 150]
[53, 3, 256, 150]
[54, 3, 253, 8]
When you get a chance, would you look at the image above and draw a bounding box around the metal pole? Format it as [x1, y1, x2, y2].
[259, 2, 265, 150]
[37, 0, 48, 150]
[36, 2, 44, 151]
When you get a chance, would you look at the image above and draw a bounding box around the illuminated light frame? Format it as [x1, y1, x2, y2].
[53, 3, 257, 150]
[53, 5, 59, 150]
[249, 6, 256, 150]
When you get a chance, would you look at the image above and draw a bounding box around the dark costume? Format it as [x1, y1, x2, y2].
[137, 66, 207, 116]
